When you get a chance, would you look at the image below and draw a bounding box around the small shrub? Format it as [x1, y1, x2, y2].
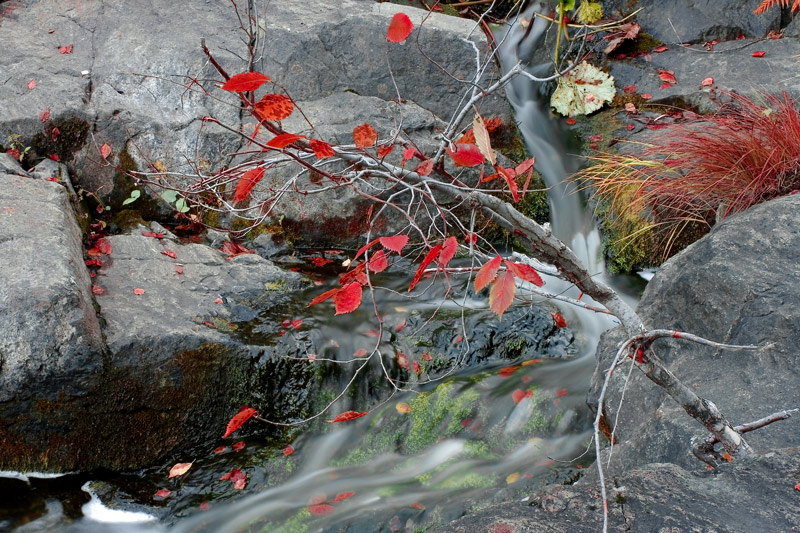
[576, 91, 800, 272]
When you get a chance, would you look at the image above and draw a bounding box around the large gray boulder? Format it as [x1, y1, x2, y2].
[589, 194, 800, 472]
[0, 0, 510, 245]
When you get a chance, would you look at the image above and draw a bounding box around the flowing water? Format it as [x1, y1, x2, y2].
[3, 6, 643, 532]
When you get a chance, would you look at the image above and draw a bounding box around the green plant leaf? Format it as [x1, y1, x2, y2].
[175, 197, 190, 213]
[122, 189, 141, 205]
[161, 189, 178, 203]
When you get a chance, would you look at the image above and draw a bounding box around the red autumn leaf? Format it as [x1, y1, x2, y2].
[353, 123, 378, 149]
[334, 282, 362, 315]
[395, 318, 407, 331]
[496, 164, 521, 202]
[422, 352, 432, 361]
[311, 256, 334, 267]
[377, 144, 394, 158]
[466, 233, 478, 245]
[408, 243, 442, 291]
[220, 240, 254, 258]
[28, 79, 36, 90]
[232, 441, 245, 452]
[412, 360, 421, 375]
[199, 502, 209, 510]
[474, 255, 502, 293]
[39, 109, 50, 122]
[291, 319, 302, 330]
[133, 288, 145, 295]
[49, 154, 60, 162]
[91, 285, 104, 295]
[489, 271, 516, 318]
[446, 143, 484, 167]
[512, 389, 533, 404]
[387, 12, 413, 43]
[161, 250, 176, 259]
[309, 504, 335, 517]
[222, 407, 258, 438]
[437, 236, 458, 267]
[659, 82, 672, 90]
[641, 93, 652, 100]
[354, 238, 380, 260]
[169, 462, 193, 478]
[99, 143, 112, 160]
[751, 51, 766, 57]
[653, 45, 668, 52]
[233, 167, 265, 203]
[309, 139, 335, 159]
[142, 231, 164, 239]
[255, 93, 294, 121]
[415, 158, 434, 176]
[365, 330, 380, 338]
[266, 133, 305, 149]
[556, 388, 568, 397]
[402, 147, 417, 163]
[368, 249, 388, 272]
[85, 259, 102, 267]
[505, 260, 544, 287]
[552, 312, 568, 328]
[221, 72, 271, 93]
[498, 365, 520, 377]
[701, 77, 714, 87]
[354, 348, 368, 357]
[658, 69, 676, 84]
[283, 445, 295, 456]
[339, 261, 367, 285]
[154, 489, 171, 498]
[226, 468, 247, 490]
[333, 491, 355, 502]
[623, 85, 637, 94]
[380, 234, 409, 253]
[515, 157, 536, 177]
[58, 44, 73, 54]
[327, 410, 368, 423]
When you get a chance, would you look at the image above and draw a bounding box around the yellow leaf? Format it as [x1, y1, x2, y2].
[168, 462, 193, 478]
[506, 472, 520, 484]
[396, 402, 411, 414]
[472, 113, 496, 166]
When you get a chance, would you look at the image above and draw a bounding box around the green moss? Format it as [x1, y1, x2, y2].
[516, 172, 551, 226]
[521, 390, 553, 433]
[264, 278, 288, 292]
[406, 381, 479, 454]
[260, 509, 311, 533]
[435, 471, 495, 490]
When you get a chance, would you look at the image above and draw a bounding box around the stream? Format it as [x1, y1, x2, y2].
[1, 5, 644, 533]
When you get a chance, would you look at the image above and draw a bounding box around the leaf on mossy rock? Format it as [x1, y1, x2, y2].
[550, 62, 616, 117]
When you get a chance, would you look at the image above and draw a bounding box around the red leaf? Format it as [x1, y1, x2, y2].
[221, 72, 271, 93]
[474, 255, 502, 293]
[380, 234, 409, 253]
[402, 147, 416, 163]
[28, 79, 36, 90]
[552, 312, 568, 328]
[255, 94, 294, 121]
[515, 157, 536, 176]
[232, 441, 245, 452]
[142, 231, 164, 239]
[354, 349, 368, 357]
[223, 407, 258, 438]
[437, 236, 458, 267]
[133, 288, 145, 295]
[556, 388, 568, 397]
[283, 445, 295, 456]
[291, 319, 302, 330]
[91, 285, 104, 295]
[658, 69, 676, 84]
[701, 77, 714, 87]
[100, 143, 112, 160]
[498, 365, 520, 377]
[309, 504, 335, 517]
[154, 489, 171, 499]
[355, 238, 380, 260]
[751, 51, 766, 57]
[489, 271, 516, 318]
[377, 144, 394, 158]
[339, 261, 367, 286]
[222, 468, 247, 490]
[408, 243, 442, 291]
[333, 491, 355, 502]
[353, 123, 378, 149]
[422, 352, 432, 361]
[161, 250, 176, 259]
[334, 282, 362, 315]
[505, 260, 543, 287]
[653, 45, 668, 52]
[311, 256, 334, 267]
[446, 143, 484, 167]
[59, 44, 73, 54]
[368, 249, 388, 272]
[641, 93, 652, 99]
[49, 154, 60, 162]
[169, 462, 193, 478]
[415, 158, 434, 176]
[266, 133, 304, 149]
[234, 167, 265, 203]
[512, 389, 533, 403]
[623, 85, 637, 94]
[466, 233, 478, 245]
[220, 240, 254, 258]
[496, 164, 520, 202]
[39, 109, 51, 122]
[328, 410, 368, 423]
[387, 13, 413, 43]
[309, 139, 335, 159]
[412, 360, 421, 375]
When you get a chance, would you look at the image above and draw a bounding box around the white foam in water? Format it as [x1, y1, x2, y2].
[0, 470, 71, 483]
[81, 482, 157, 524]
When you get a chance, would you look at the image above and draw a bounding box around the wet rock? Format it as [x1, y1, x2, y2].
[603, 0, 781, 43]
[435, 447, 800, 532]
[589, 194, 800, 472]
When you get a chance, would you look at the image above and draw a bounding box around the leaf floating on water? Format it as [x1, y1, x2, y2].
[309, 504, 335, 517]
[168, 462, 193, 478]
[332, 491, 355, 502]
